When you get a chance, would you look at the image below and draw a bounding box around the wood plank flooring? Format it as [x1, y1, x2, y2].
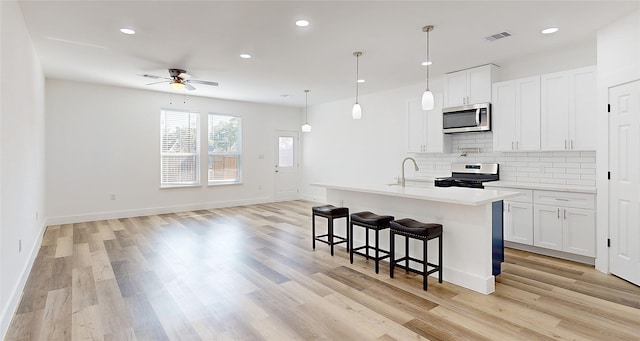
[6, 200, 640, 340]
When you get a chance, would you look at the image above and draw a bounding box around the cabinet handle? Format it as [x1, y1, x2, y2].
[508, 203, 511, 212]
[516, 141, 519, 150]
[557, 208, 560, 219]
[570, 139, 574, 150]
[511, 141, 514, 150]
[564, 139, 568, 150]
[564, 209, 567, 220]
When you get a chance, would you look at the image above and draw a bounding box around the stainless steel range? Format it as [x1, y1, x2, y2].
[434, 163, 499, 189]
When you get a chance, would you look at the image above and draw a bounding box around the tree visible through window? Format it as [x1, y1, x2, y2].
[208, 114, 242, 183]
[160, 110, 200, 187]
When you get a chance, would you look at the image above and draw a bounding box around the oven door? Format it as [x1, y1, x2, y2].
[443, 103, 491, 133]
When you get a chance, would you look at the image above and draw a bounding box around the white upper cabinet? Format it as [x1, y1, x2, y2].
[540, 66, 596, 151]
[407, 94, 451, 153]
[444, 64, 496, 108]
[492, 76, 541, 151]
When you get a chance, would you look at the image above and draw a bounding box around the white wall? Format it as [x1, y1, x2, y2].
[0, 1, 46, 336]
[595, 10, 640, 272]
[46, 80, 301, 223]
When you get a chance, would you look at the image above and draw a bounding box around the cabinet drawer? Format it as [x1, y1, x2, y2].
[534, 190, 595, 209]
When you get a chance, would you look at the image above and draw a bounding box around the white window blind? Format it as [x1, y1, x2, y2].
[160, 110, 200, 187]
[208, 114, 242, 183]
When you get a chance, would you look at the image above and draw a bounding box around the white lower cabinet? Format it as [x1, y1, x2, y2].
[504, 201, 533, 245]
[495, 187, 596, 258]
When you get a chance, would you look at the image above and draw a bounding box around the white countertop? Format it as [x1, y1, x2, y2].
[483, 181, 596, 194]
[312, 183, 520, 206]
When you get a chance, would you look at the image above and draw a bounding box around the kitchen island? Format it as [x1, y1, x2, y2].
[313, 183, 519, 294]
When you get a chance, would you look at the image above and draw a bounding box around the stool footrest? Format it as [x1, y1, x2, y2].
[314, 234, 348, 246]
[352, 245, 390, 261]
[392, 257, 440, 275]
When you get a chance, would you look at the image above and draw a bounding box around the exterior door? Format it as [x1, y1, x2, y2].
[609, 80, 640, 286]
[274, 130, 299, 202]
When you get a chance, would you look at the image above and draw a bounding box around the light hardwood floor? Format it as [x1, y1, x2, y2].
[5, 200, 640, 340]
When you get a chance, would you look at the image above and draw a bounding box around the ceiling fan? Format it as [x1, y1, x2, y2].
[139, 68, 219, 90]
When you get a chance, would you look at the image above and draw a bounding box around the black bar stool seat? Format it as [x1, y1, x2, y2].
[389, 218, 443, 290]
[312, 205, 349, 256]
[349, 211, 394, 273]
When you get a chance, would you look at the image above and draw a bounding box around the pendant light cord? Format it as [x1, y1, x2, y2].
[426, 26, 430, 91]
[305, 89, 309, 123]
[355, 53, 360, 103]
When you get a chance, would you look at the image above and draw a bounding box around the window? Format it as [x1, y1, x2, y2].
[160, 110, 200, 187]
[208, 114, 242, 183]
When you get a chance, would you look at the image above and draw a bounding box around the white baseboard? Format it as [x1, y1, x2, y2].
[299, 192, 326, 203]
[46, 196, 273, 225]
[505, 241, 595, 265]
[0, 220, 47, 339]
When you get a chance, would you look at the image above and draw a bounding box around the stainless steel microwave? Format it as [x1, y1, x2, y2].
[442, 103, 491, 134]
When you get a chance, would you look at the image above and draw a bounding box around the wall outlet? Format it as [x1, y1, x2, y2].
[339, 200, 344, 207]
[110, 194, 116, 200]
[258, 185, 262, 190]
[18, 239, 22, 253]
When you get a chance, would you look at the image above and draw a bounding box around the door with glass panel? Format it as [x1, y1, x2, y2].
[274, 131, 299, 201]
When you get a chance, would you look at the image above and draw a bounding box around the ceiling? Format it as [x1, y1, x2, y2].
[18, 1, 639, 107]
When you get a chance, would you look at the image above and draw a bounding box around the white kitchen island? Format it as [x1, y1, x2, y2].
[313, 183, 519, 294]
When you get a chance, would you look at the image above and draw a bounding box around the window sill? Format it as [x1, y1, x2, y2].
[208, 181, 242, 187]
[160, 184, 202, 189]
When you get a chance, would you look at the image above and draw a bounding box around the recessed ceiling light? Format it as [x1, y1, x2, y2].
[296, 19, 310, 27]
[240, 54, 252, 59]
[541, 27, 559, 35]
[421, 61, 433, 66]
[120, 28, 136, 35]
[357, 79, 365, 83]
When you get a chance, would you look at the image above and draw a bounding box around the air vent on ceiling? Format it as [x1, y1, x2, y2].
[485, 31, 512, 42]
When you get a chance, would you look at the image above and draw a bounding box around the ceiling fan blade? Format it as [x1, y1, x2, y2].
[187, 80, 219, 87]
[184, 82, 196, 91]
[138, 73, 168, 80]
[178, 72, 191, 79]
[146, 80, 168, 85]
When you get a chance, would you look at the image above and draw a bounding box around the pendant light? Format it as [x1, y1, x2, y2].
[301, 89, 312, 132]
[352, 51, 363, 119]
[421, 25, 435, 111]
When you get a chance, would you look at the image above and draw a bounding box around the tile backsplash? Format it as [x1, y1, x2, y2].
[411, 132, 596, 187]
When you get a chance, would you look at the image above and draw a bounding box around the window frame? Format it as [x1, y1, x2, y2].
[207, 113, 243, 185]
[160, 109, 201, 188]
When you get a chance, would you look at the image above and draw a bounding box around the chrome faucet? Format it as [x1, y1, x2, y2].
[401, 157, 420, 187]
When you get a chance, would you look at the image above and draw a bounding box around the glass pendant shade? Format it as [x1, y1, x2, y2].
[422, 90, 434, 110]
[301, 123, 312, 132]
[352, 103, 362, 119]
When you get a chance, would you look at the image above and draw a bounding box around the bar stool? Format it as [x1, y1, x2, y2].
[389, 218, 443, 290]
[350, 211, 394, 273]
[312, 205, 349, 256]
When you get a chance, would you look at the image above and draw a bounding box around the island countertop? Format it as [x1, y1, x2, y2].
[312, 183, 520, 206]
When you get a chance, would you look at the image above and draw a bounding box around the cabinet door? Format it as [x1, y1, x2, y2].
[445, 70, 467, 107]
[563, 207, 595, 257]
[407, 99, 426, 152]
[492, 80, 517, 151]
[534, 205, 563, 251]
[569, 66, 596, 151]
[468, 65, 493, 104]
[516, 76, 541, 151]
[424, 93, 451, 153]
[504, 201, 533, 245]
[541, 71, 570, 150]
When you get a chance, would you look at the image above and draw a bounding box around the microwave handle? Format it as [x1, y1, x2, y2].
[475, 108, 480, 126]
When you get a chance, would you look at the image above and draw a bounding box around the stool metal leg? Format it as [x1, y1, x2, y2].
[312, 213, 316, 250]
[423, 238, 428, 290]
[349, 221, 354, 264]
[390, 231, 395, 278]
[405, 235, 409, 273]
[438, 234, 443, 283]
[365, 226, 370, 259]
[329, 217, 334, 256]
[345, 216, 350, 252]
[374, 228, 380, 274]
